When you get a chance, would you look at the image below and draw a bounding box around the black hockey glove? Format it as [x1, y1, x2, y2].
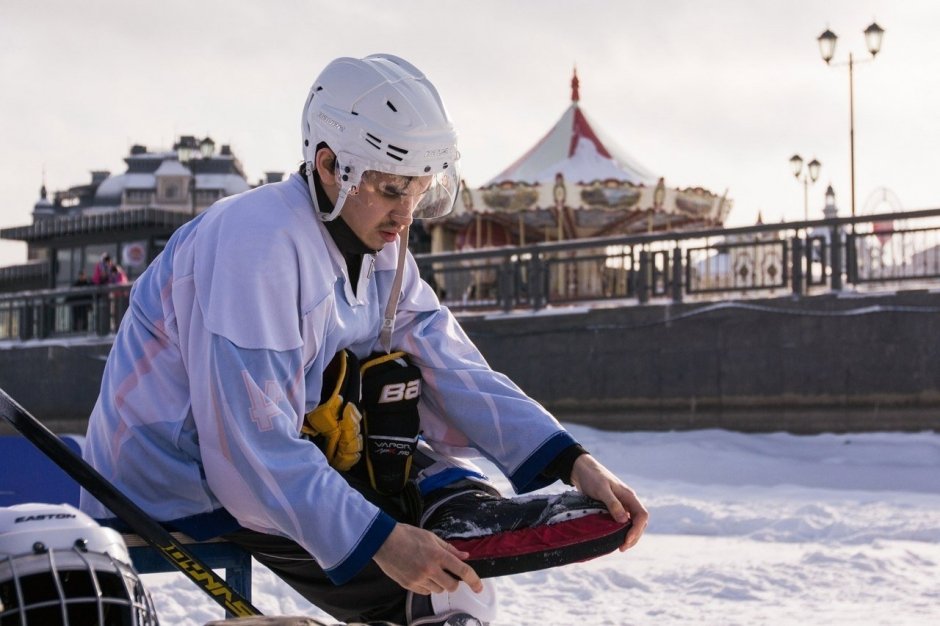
[359, 351, 422, 495]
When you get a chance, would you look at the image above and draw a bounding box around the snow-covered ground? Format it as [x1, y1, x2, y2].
[145, 424, 940, 625]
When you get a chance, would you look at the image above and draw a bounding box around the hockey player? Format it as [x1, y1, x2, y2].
[80, 54, 648, 625]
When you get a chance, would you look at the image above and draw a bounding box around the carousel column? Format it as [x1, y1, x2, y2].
[553, 174, 568, 300]
[475, 213, 483, 302]
[429, 222, 447, 300]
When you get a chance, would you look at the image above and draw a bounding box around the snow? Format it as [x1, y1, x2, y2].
[143, 425, 940, 625]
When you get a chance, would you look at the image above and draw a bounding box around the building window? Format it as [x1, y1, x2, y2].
[55, 248, 75, 287]
[125, 189, 153, 204]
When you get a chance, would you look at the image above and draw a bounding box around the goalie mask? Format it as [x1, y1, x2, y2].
[301, 53, 461, 222]
[0, 503, 158, 626]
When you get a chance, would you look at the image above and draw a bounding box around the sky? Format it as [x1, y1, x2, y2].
[2, 0, 940, 268]
[144, 424, 940, 625]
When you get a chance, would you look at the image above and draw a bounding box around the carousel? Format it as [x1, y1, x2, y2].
[430, 69, 733, 254]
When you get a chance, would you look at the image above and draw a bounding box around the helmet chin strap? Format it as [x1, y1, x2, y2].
[304, 159, 408, 353]
[380, 224, 409, 354]
[304, 161, 348, 222]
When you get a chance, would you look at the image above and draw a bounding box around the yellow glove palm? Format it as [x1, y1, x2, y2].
[303, 400, 362, 471]
[301, 350, 363, 471]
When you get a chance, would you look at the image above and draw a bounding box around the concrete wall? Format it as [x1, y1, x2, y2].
[459, 290, 940, 433]
[0, 341, 110, 434]
[2, 291, 938, 434]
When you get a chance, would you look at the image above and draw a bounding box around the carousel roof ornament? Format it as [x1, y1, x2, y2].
[439, 68, 732, 250]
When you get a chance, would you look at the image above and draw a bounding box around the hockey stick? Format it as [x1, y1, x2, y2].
[0, 387, 262, 618]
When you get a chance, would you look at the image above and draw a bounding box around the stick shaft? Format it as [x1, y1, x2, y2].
[0, 387, 261, 617]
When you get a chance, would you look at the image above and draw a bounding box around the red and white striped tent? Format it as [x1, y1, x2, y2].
[433, 70, 732, 252]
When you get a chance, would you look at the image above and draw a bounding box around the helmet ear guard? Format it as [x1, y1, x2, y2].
[301, 54, 460, 221]
[302, 150, 362, 223]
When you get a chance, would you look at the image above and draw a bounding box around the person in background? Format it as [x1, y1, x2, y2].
[81, 53, 647, 626]
[109, 262, 128, 284]
[91, 253, 112, 285]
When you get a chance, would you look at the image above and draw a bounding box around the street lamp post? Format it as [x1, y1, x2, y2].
[817, 21, 885, 221]
[789, 154, 821, 221]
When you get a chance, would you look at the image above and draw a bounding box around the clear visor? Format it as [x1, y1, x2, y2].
[334, 152, 460, 220]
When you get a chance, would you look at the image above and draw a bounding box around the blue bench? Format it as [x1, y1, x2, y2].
[121, 531, 253, 609]
[0, 433, 253, 611]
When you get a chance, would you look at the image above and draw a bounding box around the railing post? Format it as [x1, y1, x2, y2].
[498, 257, 514, 313]
[18, 302, 33, 341]
[830, 226, 843, 291]
[791, 236, 804, 296]
[671, 247, 683, 303]
[529, 252, 545, 311]
[38, 298, 53, 339]
[95, 290, 110, 336]
[637, 250, 650, 304]
[804, 237, 816, 287]
[845, 232, 858, 285]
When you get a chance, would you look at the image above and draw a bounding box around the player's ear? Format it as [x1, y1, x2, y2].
[314, 147, 337, 187]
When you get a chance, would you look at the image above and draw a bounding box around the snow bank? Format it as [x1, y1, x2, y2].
[145, 426, 940, 625]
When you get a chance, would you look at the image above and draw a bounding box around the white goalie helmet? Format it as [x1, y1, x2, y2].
[301, 53, 460, 222]
[0, 503, 158, 626]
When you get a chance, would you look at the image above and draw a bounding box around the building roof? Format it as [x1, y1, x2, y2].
[92, 145, 250, 207]
[26, 139, 252, 216]
[487, 69, 657, 186]
[154, 159, 190, 176]
[95, 173, 155, 197]
[195, 173, 251, 195]
[1, 207, 191, 243]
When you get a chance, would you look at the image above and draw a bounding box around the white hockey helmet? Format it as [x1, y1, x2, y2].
[301, 53, 460, 222]
[0, 503, 158, 625]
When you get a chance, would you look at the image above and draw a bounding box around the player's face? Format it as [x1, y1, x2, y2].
[342, 171, 432, 250]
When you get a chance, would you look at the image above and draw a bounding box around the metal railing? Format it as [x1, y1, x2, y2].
[0, 284, 130, 341]
[1, 208, 938, 341]
[416, 207, 940, 312]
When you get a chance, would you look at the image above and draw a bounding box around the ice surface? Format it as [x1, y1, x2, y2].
[144, 425, 940, 625]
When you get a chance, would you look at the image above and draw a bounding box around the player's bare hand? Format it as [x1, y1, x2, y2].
[570, 453, 649, 551]
[373, 523, 483, 595]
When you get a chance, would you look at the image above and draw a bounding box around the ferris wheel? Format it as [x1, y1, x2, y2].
[862, 187, 903, 215]
[862, 187, 904, 246]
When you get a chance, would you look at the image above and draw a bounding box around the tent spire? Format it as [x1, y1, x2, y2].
[571, 66, 580, 103]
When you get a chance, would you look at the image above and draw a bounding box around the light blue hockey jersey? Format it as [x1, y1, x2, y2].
[80, 173, 576, 583]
